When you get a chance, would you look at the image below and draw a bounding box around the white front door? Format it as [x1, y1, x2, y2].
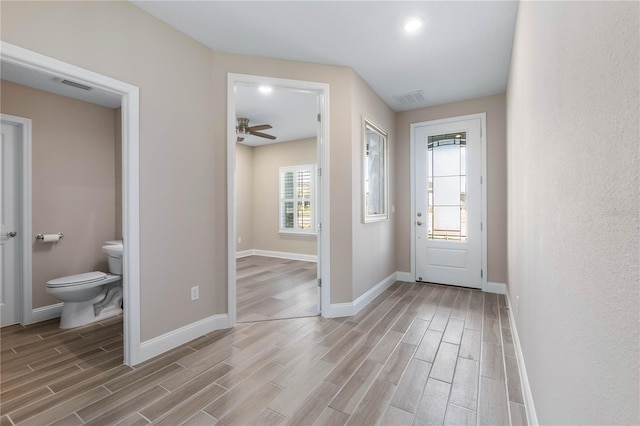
[414, 115, 484, 288]
[1, 121, 22, 325]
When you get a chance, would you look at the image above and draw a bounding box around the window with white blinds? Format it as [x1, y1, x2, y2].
[279, 164, 316, 234]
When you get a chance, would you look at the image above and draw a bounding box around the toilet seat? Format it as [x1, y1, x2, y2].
[47, 271, 107, 288]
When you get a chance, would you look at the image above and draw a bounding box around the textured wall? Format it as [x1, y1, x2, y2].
[1, 80, 117, 309]
[507, 2, 639, 424]
[210, 50, 356, 304]
[1, 1, 220, 340]
[235, 143, 254, 253]
[351, 73, 396, 299]
[252, 138, 318, 256]
[114, 108, 122, 240]
[395, 94, 507, 283]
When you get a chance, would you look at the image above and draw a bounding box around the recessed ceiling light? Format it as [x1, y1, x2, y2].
[403, 17, 424, 33]
[258, 85, 273, 94]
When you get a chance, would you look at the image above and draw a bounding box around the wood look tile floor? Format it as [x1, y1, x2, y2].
[236, 256, 318, 323]
[0, 282, 527, 426]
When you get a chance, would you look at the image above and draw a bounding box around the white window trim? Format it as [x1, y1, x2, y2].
[279, 164, 317, 235]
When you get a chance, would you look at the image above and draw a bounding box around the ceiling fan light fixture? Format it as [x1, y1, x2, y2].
[403, 16, 424, 33]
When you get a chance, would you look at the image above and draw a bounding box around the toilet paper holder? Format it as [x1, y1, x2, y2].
[36, 233, 64, 241]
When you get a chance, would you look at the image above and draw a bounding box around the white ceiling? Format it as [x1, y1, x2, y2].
[132, 1, 518, 111]
[235, 84, 317, 146]
[0, 2, 518, 148]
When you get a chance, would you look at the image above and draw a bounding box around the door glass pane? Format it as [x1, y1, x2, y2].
[427, 132, 467, 241]
[433, 176, 461, 205]
[433, 143, 460, 176]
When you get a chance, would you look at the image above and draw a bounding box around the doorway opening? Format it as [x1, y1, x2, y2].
[227, 74, 330, 325]
[0, 42, 142, 365]
[411, 113, 487, 290]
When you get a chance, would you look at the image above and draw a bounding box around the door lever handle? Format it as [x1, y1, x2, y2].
[7, 231, 17, 238]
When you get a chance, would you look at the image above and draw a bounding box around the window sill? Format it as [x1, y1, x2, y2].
[279, 230, 317, 237]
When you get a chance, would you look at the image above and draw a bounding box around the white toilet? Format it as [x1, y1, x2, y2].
[46, 241, 124, 329]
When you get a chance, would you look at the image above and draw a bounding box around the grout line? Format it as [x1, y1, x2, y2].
[475, 292, 485, 426]
[69, 412, 83, 425]
[497, 296, 513, 426]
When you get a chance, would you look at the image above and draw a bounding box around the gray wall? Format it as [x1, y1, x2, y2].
[1, 0, 397, 336]
[1, 80, 118, 309]
[236, 138, 318, 256]
[395, 94, 508, 284]
[235, 143, 254, 253]
[351, 73, 397, 299]
[507, 2, 639, 424]
[252, 138, 317, 256]
[1, 1, 221, 339]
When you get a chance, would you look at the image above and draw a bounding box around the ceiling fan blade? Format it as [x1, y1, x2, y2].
[248, 124, 272, 131]
[251, 131, 276, 140]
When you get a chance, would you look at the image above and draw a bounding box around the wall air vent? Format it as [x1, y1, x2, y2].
[60, 79, 92, 91]
[392, 90, 427, 106]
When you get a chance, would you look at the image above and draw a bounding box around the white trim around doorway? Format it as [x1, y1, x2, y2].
[0, 113, 32, 327]
[1, 41, 142, 366]
[227, 73, 331, 325]
[410, 112, 488, 291]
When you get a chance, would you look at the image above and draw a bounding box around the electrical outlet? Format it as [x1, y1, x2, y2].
[237, 237, 242, 244]
[191, 286, 199, 301]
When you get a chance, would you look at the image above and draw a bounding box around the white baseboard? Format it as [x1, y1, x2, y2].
[236, 249, 317, 263]
[506, 291, 538, 426]
[353, 272, 397, 315]
[396, 271, 413, 282]
[28, 303, 63, 324]
[324, 271, 399, 318]
[139, 314, 230, 363]
[486, 281, 507, 294]
[324, 302, 353, 318]
[235, 250, 253, 258]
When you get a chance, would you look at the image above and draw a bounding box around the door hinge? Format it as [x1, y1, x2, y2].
[318, 278, 322, 287]
[317, 113, 321, 122]
[481, 269, 483, 278]
[318, 167, 322, 177]
[480, 222, 483, 231]
[480, 127, 483, 137]
[317, 223, 322, 232]
[480, 175, 483, 184]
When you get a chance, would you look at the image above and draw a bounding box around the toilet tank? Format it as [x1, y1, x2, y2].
[102, 244, 123, 275]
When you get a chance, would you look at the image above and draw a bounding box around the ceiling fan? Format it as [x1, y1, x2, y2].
[236, 117, 276, 142]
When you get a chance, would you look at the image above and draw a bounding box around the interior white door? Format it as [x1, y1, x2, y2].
[414, 117, 483, 288]
[1, 121, 22, 325]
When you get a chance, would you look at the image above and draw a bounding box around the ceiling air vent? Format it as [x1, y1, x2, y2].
[59, 79, 92, 91]
[392, 90, 427, 106]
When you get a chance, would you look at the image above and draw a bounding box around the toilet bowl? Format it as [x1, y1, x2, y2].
[46, 242, 124, 329]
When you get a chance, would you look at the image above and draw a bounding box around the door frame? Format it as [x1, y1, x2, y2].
[410, 113, 488, 290]
[227, 73, 331, 325]
[1, 42, 142, 366]
[0, 114, 31, 326]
